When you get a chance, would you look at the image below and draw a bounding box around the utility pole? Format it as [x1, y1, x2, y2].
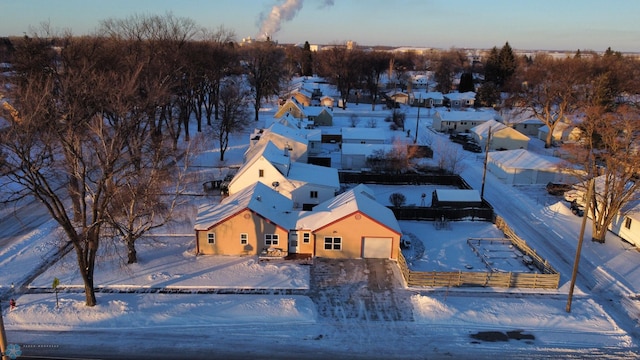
[414, 95, 421, 144]
[566, 178, 594, 313]
[480, 126, 492, 199]
[0, 301, 9, 360]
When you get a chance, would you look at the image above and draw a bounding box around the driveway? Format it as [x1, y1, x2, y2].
[308, 258, 414, 322]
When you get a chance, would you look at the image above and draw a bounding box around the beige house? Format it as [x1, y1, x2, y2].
[194, 182, 295, 256]
[195, 183, 402, 259]
[470, 119, 530, 151]
[274, 97, 333, 127]
[295, 184, 402, 259]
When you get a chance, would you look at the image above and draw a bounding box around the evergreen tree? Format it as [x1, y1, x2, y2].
[484, 46, 500, 85]
[498, 41, 516, 86]
[458, 72, 474, 92]
[302, 41, 313, 76]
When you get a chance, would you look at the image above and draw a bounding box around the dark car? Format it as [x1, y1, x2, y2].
[462, 142, 482, 153]
[449, 133, 472, 144]
[546, 182, 573, 196]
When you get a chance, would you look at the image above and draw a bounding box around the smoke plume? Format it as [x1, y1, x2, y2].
[257, 0, 334, 40]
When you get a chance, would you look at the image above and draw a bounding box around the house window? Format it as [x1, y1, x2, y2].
[265, 234, 279, 246]
[302, 232, 310, 243]
[240, 233, 248, 245]
[207, 233, 215, 244]
[310, 191, 318, 199]
[324, 236, 342, 250]
[625, 217, 632, 230]
[258, 169, 264, 177]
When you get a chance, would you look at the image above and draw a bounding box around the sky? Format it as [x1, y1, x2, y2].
[1, 0, 639, 52]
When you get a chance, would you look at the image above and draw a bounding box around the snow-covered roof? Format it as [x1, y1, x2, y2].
[434, 189, 481, 203]
[435, 110, 498, 122]
[194, 182, 295, 231]
[341, 143, 395, 156]
[472, 119, 507, 135]
[231, 141, 291, 190]
[341, 127, 388, 142]
[304, 106, 332, 117]
[412, 91, 444, 100]
[266, 122, 309, 145]
[444, 91, 476, 101]
[471, 119, 529, 141]
[296, 184, 401, 233]
[488, 149, 566, 170]
[287, 162, 340, 189]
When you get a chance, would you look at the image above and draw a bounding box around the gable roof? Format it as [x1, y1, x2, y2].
[288, 162, 340, 189]
[194, 182, 295, 231]
[434, 189, 482, 202]
[341, 127, 388, 142]
[444, 91, 476, 101]
[295, 184, 401, 234]
[230, 141, 291, 191]
[435, 110, 498, 122]
[488, 149, 566, 170]
[303, 106, 333, 117]
[471, 119, 530, 141]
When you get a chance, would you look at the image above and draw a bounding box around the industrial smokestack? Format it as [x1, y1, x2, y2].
[257, 0, 334, 40]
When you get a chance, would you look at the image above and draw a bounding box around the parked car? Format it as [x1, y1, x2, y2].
[449, 133, 472, 144]
[462, 142, 482, 153]
[546, 182, 573, 196]
[570, 200, 585, 217]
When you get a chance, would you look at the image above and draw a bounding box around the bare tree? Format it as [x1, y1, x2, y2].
[241, 40, 286, 121]
[564, 104, 640, 243]
[362, 51, 391, 111]
[213, 76, 251, 161]
[0, 33, 182, 306]
[435, 138, 467, 174]
[506, 55, 584, 148]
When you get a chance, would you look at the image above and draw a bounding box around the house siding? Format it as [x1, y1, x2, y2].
[313, 212, 399, 259]
[196, 210, 289, 255]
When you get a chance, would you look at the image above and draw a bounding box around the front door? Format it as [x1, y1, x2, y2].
[289, 231, 299, 254]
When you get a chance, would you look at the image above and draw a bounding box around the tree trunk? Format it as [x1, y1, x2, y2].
[544, 127, 554, 148]
[126, 238, 138, 264]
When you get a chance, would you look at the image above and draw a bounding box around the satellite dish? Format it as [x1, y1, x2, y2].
[272, 181, 280, 188]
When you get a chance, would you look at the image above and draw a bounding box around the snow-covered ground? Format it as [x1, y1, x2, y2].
[1, 102, 640, 359]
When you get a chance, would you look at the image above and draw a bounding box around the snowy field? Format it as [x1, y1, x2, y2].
[1, 103, 640, 359]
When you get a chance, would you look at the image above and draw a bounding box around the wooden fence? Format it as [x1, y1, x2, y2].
[396, 215, 560, 289]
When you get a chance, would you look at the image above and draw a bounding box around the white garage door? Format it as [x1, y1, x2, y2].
[362, 237, 392, 258]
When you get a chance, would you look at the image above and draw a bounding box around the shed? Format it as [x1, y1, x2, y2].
[431, 189, 482, 208]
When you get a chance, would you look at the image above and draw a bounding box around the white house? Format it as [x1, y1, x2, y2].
[432, 110, 498, 133]
[537, 121, 582, 145]
[229, 141, 340, 209]
[470, 119, 530, 151]
[410, 91, 444, 108]
[566, 176, 640, 247]
[444, 92, 476, 109]
[487, 149, 578, 185]
[246, 122, 309, 163]
[610, 200, 640, 248]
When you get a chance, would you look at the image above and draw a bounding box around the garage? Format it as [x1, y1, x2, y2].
[362, 237, 393, 258]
